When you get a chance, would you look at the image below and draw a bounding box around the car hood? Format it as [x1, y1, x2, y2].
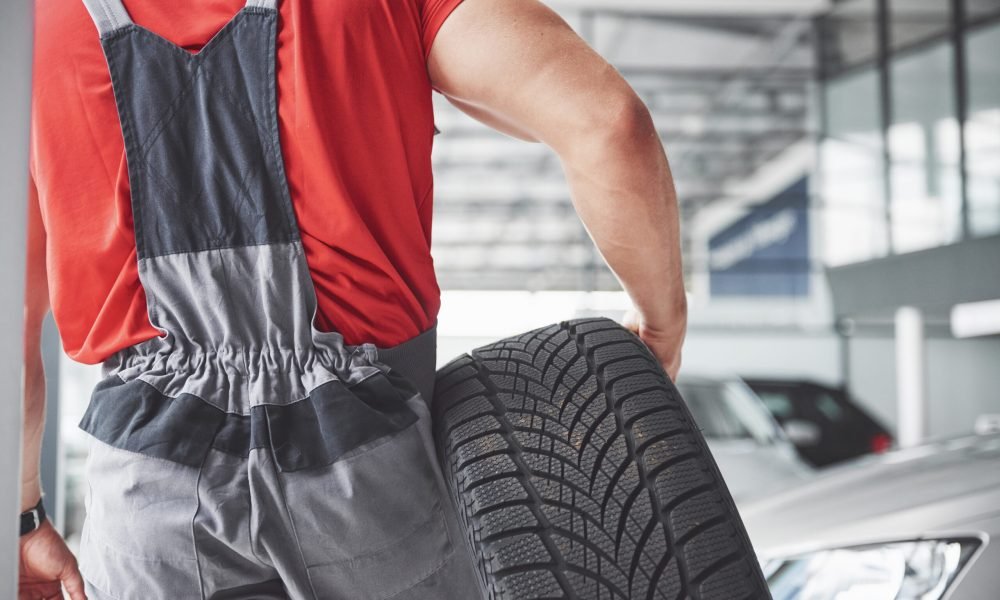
[742, 433, 1000, 555]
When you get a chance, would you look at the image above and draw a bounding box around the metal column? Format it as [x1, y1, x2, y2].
[0, 0, 35, 594]
[895, 306, 928, 447]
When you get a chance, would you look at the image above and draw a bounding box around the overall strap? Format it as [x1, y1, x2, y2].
[80, 0, 133, 37]
[245, 0, 278, 9]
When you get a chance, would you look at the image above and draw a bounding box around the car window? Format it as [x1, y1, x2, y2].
[677, 384, 732, 438]
[756, 391, 796, 421]
[676, 381, 779, 445]
[814, 391, 847, 423]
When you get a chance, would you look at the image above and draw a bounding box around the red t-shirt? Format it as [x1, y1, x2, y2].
[30, 0, 463, 364]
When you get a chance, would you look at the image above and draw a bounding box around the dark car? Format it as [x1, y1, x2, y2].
[743, 379, 893, 468]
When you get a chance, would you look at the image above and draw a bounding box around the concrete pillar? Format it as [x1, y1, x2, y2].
[895, 305, 928, 448]
[0, 0, 34, 592]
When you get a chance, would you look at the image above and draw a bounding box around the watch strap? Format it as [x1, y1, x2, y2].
[19, 496, 46, 537]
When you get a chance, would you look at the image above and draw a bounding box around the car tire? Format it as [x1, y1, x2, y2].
[432, 318, 771, 600]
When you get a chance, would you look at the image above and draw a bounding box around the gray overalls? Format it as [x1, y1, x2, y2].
[74, 1, 482, 598]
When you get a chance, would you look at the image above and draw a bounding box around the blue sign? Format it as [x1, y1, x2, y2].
[708, 178, 810, 297]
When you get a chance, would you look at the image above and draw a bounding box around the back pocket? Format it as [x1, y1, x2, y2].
[77, 434, 204, 600]
[284, 394, 455, 599]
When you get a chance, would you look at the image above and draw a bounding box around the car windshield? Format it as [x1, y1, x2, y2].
[753, 384, 874, 428]
[676, 380, 779, 444]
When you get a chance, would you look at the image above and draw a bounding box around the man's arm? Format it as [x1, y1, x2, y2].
[20, 174, 87, 600]
[23, 173, 49, 514]
[427, 0, 688, 378]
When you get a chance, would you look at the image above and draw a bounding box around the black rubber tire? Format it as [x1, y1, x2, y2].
[431, 318, 771, 600]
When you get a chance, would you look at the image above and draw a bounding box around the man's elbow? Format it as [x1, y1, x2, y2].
[604, 89, 657, 145]
[557, 86, 658, 160]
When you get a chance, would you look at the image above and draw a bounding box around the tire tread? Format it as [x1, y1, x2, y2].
[433, 318, 771, 600]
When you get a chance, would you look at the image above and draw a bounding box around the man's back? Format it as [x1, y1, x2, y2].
[31, 0, 459, 365]
[31, 2, 485, 597]
[20, 1, 694, 597]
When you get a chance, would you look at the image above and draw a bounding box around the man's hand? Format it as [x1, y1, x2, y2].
[429, 0, 689, 371]
[19, 520, 87, 600]
[622, 308, 685, 382]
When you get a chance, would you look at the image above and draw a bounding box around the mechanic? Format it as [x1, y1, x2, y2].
[19, 0, 687, 598]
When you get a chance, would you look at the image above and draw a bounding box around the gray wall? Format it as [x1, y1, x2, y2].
[682, 329, 841, 383]
[848, 335, 1000, 439]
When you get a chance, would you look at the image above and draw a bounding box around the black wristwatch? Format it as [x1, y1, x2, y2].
[20, 496, 47, 537]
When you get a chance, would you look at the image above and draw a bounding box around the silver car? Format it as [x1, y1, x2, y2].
[675, 374, 813, 503]
[742, 432, 1000, 600]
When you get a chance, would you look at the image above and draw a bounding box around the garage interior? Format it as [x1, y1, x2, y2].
[1, 0, 998, 597]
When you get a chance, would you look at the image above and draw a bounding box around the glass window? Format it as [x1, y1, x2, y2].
[819, 0, 879, 76]
[966, 0, 1000, 22]
[890, 0, 952, 50]
[814, 393, 848, 423]
[888, 42, 964, 253]
[757, 392, 795, 421]
[821, 68, 890, 266]
[965, 23, 1000, 237]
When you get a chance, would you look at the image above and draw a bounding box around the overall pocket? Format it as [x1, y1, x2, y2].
[284, 392, 455, 600]
[77, 433, 204, 600]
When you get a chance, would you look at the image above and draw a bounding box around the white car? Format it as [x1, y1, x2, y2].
[675, 374, 814, 503]
[742, 432, 1000, 600]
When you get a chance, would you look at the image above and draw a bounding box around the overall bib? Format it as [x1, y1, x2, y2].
[75, 1, 483, 598]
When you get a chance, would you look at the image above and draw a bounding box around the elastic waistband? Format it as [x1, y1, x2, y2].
[367, 321, 438, 405]
[101, 321, 441, 407]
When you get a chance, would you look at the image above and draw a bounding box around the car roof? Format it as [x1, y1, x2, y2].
[742, 377, 840, 390]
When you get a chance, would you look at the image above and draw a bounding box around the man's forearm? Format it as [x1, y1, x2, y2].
[558, 96, 687, 331]
[21, 319, 46, 513]
[23, 174, 50, 514]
